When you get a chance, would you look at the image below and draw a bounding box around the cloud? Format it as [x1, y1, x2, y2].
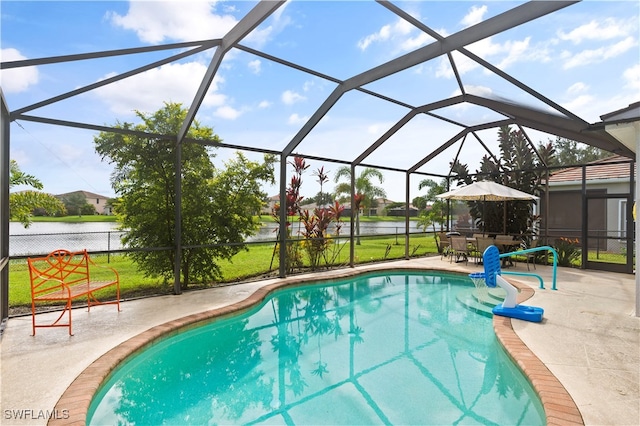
[460, 5, 487, 28]
[357, 17, 417, 51]
[557, 17, 636, 44]
[562, 94, 596, 114]
[214, 105, 242, 120]
[462, 85, 494, 98]
[495, 37, 544, 70]
[244, 2, 292, 49]
[248, 59, 261, 74]
[288, 113, 308, 125]
[93, 62, 227, 115]
[357, 5, 489, 56]
[107, 2, 238, 44]
[281, 90, 306, 105]
[567, 82, 589, 95]
[399, 32, 434, 52]
[358, 24, 392, 51]
[562, 36, 637, 69]
[258, 100, 272, 109]
[0, 48, 39, 93]
[623, 63, 640, 90]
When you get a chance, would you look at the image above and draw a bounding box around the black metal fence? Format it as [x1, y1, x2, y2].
[9, 231, 128, 258]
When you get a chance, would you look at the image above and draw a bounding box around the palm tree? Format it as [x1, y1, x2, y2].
[333, 166, 386, 244]
[415, 178, 448, 233]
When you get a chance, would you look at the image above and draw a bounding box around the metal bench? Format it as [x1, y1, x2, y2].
[28, 249, 120, 335]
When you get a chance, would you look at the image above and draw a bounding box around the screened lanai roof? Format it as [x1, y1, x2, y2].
[2, 0, 638, 200]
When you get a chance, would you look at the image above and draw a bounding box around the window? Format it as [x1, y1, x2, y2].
[618, 200, 627, 240]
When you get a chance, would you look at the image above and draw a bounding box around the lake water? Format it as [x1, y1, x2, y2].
[9, 221, 424, 257]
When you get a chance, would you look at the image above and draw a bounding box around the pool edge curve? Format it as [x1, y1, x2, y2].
[48, 265, 584, 426]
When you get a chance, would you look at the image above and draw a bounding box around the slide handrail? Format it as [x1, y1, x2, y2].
[499, 245, 559, 290]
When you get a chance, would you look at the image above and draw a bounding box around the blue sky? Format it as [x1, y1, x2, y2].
[2, 0, 639, 202]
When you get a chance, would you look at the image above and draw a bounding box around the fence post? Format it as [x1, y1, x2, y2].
[107, 231, 111, 263]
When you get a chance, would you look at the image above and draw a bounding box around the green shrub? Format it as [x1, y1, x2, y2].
[554, 237, 580, 267]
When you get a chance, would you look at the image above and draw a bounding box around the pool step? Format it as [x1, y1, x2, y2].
[456, 287, 506, 317]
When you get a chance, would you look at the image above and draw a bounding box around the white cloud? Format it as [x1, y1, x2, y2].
[281, 90, 306, 105]
[244, 2, 292, 49]
[462, 85, 494, 98]
[495, 37, 539, 70]
[357, 16, 422, 52]
[214, 105, 242, 120]
[567, 82, 589, 95]
[623, 63, 640, 90]
[399, 32, 434, 52]
[562, 94, 596, 114]
[258, 100, 271, 109]
[367, 124, 381, 135]
[557, 18, 636, 44]
[288, 113, 308, 125]
[358, 24, 392, 51]
[460, 5, 487, 28]
[562, 36, 637, 69]
[302, 80, 315, 92]
[0, 48, 39, 93]
[437, 34, 553, 79]
[248, 59, 261, 75]
[107, 2, 238, 43]
[93, 62, 226, 115]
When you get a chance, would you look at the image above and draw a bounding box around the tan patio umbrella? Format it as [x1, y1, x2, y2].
[436, 181, 539, 234]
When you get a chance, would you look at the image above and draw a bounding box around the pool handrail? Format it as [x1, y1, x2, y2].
[498, 245, 559, 290]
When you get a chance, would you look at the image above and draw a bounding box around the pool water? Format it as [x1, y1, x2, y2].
[88, 271, 545, 425]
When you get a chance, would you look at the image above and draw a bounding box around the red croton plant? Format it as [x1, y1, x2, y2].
[272, 157, 345, 272]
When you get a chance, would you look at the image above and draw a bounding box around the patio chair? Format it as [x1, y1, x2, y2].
[523, 239, 540, 270]
[495, 235, 517, 267]
[475, 237, 495, 264]
[436, 232, 451, 259]
[450, 236, 470, 264]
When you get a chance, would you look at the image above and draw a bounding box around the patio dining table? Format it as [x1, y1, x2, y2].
[494, 237, 519, 267]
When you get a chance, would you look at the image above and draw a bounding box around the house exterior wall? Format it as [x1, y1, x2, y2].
[56, 191, 112, 215]
[545, 179, 633, 252]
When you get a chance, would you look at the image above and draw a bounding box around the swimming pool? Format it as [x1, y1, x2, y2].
[87, 271, 545, 425]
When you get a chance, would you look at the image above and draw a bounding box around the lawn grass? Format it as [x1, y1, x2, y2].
[8, 233, 439, 310]
[12, 231, 627, 312]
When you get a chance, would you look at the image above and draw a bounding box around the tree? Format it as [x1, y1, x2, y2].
[63, 192, 90, 216]
[548, 136, 610, 166]
[415, 178, 448, 233]
[94, 102, 275, 289]
[9, 160, 66, 227]
[81, 203, 97, 216]
[300, 191, 333, 207]
[450, 126, 549, 235]
[333, 167, 386, 244]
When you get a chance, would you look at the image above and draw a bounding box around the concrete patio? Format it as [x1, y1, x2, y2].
[1, 256, 638, 425]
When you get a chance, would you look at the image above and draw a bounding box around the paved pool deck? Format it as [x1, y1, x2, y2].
[1, 256, 638, 425]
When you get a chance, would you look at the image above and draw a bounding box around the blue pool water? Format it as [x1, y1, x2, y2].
[88, 271, 545, 425]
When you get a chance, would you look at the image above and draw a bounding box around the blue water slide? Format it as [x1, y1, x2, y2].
[469, 245, 544, 323]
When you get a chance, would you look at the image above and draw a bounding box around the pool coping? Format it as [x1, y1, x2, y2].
[49, 265, 584, 425]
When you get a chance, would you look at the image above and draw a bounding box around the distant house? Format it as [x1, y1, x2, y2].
[386, 205, 419, 217]
[56, 190, 113, 215]
[369, 198, 395, 216]
[261, 194, 280, 215]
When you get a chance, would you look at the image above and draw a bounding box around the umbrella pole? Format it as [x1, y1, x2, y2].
[503, 201, 507, 235]
[482, 198, 486, 237]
